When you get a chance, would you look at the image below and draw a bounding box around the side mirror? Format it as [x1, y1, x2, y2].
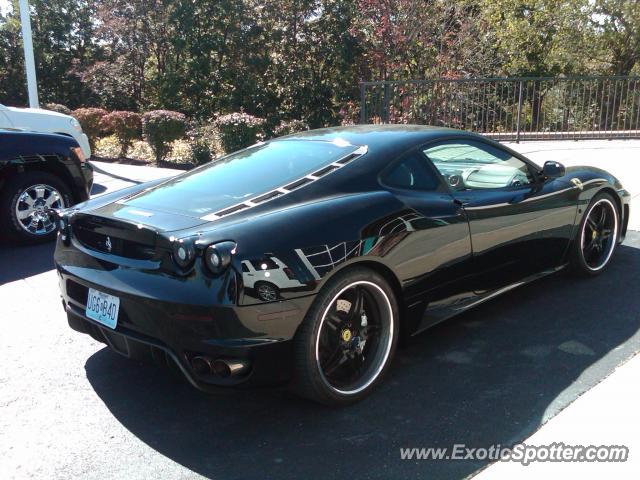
[542, 160, 565, 179]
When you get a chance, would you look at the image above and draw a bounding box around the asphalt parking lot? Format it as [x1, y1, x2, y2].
[1, 140, 640, 479]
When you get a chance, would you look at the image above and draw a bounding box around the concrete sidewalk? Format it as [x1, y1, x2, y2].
[474, 351, 640, 478]
[91, 160, 179, 183]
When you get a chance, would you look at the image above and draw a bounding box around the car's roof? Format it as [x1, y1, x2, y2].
[276, 124, 479, 153]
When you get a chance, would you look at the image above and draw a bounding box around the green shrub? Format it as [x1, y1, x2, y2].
[189, 140, 212, 165]
[273, 119, 309, 137]
[141, 110, 187, 162]
[100, 111, 141, 157]
[214, 112, 265, 153]
[188, 123, 219, 166]
[186, 125, 213, 165]
[71, 108, 108, 150]
[44, 103, 71, 115]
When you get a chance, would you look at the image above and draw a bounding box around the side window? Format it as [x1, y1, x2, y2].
[381, 152, 440, 191]
[423, 140, 533, 190]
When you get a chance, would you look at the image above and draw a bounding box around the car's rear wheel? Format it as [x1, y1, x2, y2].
[293, 267, 398, 405]
[569, 192, 619, 276]
[0, 171, 71, 244]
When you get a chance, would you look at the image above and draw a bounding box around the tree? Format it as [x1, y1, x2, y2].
[480, 0, 589, 77]
[0, 4, 26, 105]
[590, 0, 640, 75]
[0, 0, 637, 128]
[0, 0, 99, 108]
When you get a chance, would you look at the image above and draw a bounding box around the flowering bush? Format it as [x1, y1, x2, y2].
[273, 119, 309, 137]
[100, 111, 141, 157]
[213, 112, 265, 153]
[141, 110, 187, 162]
[71, 108, 108, 150]
[44, 103, 71, 115]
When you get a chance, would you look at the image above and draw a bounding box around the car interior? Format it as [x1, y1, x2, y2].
[425, 141, 533, 190]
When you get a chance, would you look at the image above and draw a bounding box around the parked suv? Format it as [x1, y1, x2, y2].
[0, 130, 93, 244]
[241, 257, 303, 301]
[0, 103, 91, 158]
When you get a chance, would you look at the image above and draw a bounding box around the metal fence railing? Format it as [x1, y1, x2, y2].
[359, 76, 640, 141]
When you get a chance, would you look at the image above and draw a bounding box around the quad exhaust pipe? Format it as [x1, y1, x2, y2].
[190, 356, 249, 378]
[212, 359, 249, 378]
[191, 356, 214, 375]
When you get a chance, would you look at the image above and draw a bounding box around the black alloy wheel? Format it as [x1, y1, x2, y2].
[570, 192, 619, 275]
[293, 268, 398, 406]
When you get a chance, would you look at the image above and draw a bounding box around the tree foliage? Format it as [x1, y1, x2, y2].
[590, 0, 640, 75]
[1, 0, 638, 126]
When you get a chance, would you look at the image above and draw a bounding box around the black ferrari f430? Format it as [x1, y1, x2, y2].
[54, 125, 630, 405]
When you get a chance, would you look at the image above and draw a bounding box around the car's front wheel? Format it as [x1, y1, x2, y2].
[293, 267, 399, 406]
[569, 192, 619, 275]
[0, 171, 71, 244]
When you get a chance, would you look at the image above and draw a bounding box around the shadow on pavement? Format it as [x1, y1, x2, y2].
[0, 242, 55, 285]
[85, 233, 640, 480]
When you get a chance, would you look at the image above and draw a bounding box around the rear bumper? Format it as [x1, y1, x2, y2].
[64, 304, 294, 391]
[55, 256, 313, 391]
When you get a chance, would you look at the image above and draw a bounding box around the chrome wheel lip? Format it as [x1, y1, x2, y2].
[315, 280, 394, 396]
[14, 184, 66, 236]
[580, 198, 618, 272]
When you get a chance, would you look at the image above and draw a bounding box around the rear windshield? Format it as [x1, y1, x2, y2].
[123, 140, 358, 217]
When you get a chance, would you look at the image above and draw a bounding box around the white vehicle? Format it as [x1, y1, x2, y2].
[241, 257, 303, 301]
[0, 103, 91, 158]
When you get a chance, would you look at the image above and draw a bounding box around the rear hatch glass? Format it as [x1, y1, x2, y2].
[121, 140, 358, 218]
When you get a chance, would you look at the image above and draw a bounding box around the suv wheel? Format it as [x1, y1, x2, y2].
[0, 171, 71, 244]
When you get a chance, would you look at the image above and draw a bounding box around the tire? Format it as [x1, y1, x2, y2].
[292, 267, 399, 406]
[568, 191, 619, 276]
[0, 171, 71, 245]
[254, 281, 280, 302]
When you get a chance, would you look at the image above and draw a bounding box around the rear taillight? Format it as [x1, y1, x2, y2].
[172, 238, 196, 269]
[203, 241, 236, 275]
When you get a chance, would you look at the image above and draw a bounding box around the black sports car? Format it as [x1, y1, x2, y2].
[54, 125, 630, 405]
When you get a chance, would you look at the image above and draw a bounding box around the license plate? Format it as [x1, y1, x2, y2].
[86, 288, 120, 329]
